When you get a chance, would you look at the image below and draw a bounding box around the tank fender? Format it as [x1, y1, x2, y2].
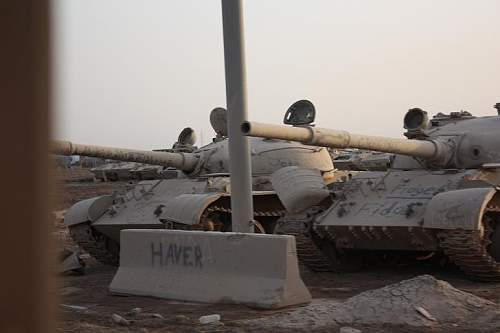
[423, 187, 497, 230]
[159, 193, 225, 225]
[64, 195, 114, 227]
[271, 166, 330, 213]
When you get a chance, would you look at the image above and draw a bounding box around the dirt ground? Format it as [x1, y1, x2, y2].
[56, 260, 500, 332]
[54, 173, 500, 333]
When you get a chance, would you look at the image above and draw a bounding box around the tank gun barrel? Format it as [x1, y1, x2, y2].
[242, 121, 451, 163]
[52, 140, 199, 172]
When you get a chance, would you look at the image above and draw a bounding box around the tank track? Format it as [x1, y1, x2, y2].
[69, 224, 119, 266]
[68, 205, 286, 266]
[439, 206, 500, 281]
[203, 205, 284, 217]
[275, 211, 334, 272]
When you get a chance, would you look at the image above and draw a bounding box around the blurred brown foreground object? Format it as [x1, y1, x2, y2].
[110, 230, 312, 308]
[0, 1, 53, 332]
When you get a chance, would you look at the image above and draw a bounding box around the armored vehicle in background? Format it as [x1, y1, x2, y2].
[90, 127, 199, 181]
[91, 161, 142, 181]
[242, 103, 500, 281]
[53, 105, 336, 265]
[331, 149, 392, 171]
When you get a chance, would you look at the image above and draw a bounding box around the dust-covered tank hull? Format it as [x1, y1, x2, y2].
[310, 169, 500, 279]
[243, 105, 500, 281]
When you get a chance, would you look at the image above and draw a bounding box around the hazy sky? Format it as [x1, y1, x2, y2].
[53, 0, 500, 150]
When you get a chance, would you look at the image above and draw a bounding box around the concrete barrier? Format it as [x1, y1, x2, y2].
[109, 230, 311, 309]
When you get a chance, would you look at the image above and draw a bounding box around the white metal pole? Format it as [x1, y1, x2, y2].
[221, 0, 254, 233]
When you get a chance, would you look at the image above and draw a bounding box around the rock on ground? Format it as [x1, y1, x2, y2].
[242, 275, 500, 330]
[59, 287, 82, 297]
[111, 313, 130, 326]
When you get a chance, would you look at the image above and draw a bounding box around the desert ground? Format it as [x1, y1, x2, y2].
[54, 169, 500, 333]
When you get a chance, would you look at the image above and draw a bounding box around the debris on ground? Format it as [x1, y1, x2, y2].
[321, 287, 353, 292]
[149, 313, 165, 320]
[57, 249, 85, 275]
[59, 287, 82, 297]
[175, 314, 191, 323]
[242, 275, 500, 330]
[415, 306, 437, 321]
[111, 313, 130, 326]
[339, 327, 361, 333]
[52, 209, 67, 222]
[60, 304, 88, 311]
[199, 314, 221, 324]
[127, 307, 142, 316]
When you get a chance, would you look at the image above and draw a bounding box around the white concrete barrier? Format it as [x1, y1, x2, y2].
[109, 230, 311, 309]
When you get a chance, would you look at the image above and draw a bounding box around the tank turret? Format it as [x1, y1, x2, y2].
[53, 105, 335, 178]
[52, 135, 334, 177]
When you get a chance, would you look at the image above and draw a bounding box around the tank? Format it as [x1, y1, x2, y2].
[90, 161, 142, 181]
[54, 105, 336, 265]
[242, 103, 500, 281]
[88, 128, 198, 182]
[331, 149, 392, 171]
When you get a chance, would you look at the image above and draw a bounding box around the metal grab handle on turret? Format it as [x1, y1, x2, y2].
[51, 140, 199, 172]
[241, 121, 452, 163]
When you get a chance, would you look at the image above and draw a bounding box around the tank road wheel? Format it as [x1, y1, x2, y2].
[439, 208, 500, 281]
[199, 204, 284, 234]
[69, 223, 120, 266]
[252, 220, 266, 233]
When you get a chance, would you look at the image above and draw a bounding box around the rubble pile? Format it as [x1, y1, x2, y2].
[243, 275, 500, 330]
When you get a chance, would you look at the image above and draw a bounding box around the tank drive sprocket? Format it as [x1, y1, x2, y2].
[439, 205, 500, 281]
